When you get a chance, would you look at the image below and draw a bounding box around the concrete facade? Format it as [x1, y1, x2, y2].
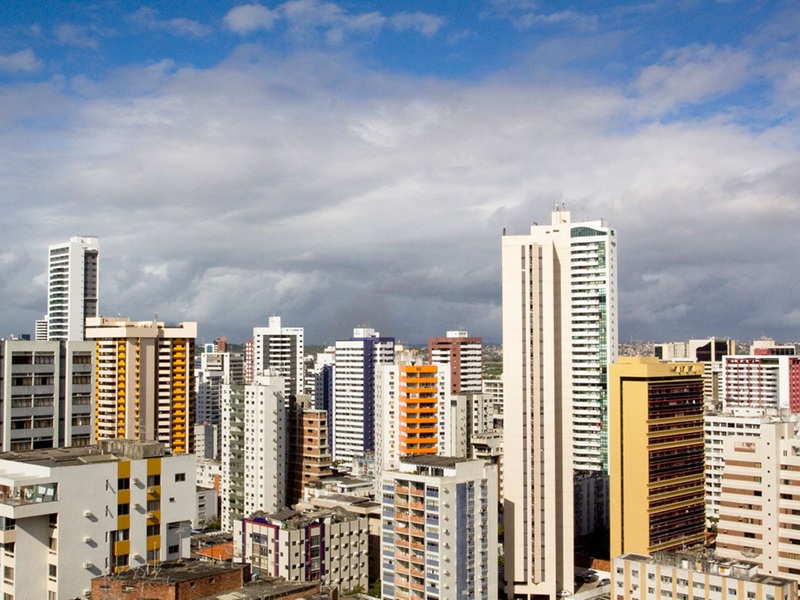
[0, 440, 194, 600]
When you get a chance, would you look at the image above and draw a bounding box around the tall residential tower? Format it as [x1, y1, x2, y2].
[501, 207, 617, 599]
[85, 317, 196, 454]
[46, 236, 99, 341]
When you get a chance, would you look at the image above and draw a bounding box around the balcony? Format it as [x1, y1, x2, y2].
[0, 482, 58, 518]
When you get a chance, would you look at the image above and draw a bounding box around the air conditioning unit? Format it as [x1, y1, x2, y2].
[83, 562, 92, 569]
[83, 510, 92, 517]
[147, 487, 156, 494]
[83, 536, 92, 543]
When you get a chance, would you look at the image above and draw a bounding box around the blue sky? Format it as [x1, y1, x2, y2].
[1, 1, 799, 344]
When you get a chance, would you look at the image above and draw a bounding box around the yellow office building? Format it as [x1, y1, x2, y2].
[610, 357, 706, 558]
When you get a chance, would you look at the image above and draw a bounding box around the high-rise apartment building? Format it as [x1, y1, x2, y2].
[195, 349, 244, 442]
[715, 417, 800, 579]
[251, 316, 304, 397]
[0, 439, 194, 600]
[220, 383, 245, 530]
[46, 236, 99, 341]
[722, 354, 800, 411]
[332, 328, 394, 462]
[501, 208, 616, 599]
[221, 375, 287, 531]
[704, 408, 781, 521]
[380, 456, 498, 600]
[0, 339, 94, 450]
[609, 358, 706, 558]
[375, 363, 455, 480]
[428, 330, 482, 394]
[286, 396, 332, 506]
[85, 317, 196, 454]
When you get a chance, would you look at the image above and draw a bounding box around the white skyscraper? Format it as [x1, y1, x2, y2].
[332, 328, 394, 463]
[220, 375, 287, 531]
[46, 236, 99, 341]
[501, 207, 617, 599]
[251, 315, 304, 397]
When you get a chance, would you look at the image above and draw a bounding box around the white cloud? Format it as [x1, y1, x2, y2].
[484, 0, 598, 31]
[223, 1, 442, 42]
[223, 4, 280, 34]
[0, 49, 42, 73]
[129, 7, 213, 38]
[632, 44, 753, 116]
[54, 24, 100, 49]
[389, 12, 445, 36]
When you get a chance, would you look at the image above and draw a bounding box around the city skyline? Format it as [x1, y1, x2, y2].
[1, 1, 800, 345]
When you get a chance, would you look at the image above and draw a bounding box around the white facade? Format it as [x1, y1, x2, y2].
[251, 316, 304, 397]
[715, 418, 800, 580]
[704, 408, 782, 520]
[194, 422, 218, 460]
[332, 328, 394, 462]
[221, 376, 287, 531]
[723, 355, 800, 410]
[196, 457, 221, 489]
[482, 378, 503, 429]
[46, 236, 99, 342]
[221, 383, 244, 530]
[502, 208, 616, 599]
[613, 552, 797, 600]
[380, 456, 498, 600]
[195, 486, 218, 529]
[0, 339, 94, 451]
[0, 440, 194, 600]
[568, 215, 618, 471]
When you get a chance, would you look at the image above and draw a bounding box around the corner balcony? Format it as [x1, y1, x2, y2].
[0, 480, 58, 518]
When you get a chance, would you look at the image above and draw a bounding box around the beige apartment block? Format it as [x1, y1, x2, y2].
[716, 418, 800, 580]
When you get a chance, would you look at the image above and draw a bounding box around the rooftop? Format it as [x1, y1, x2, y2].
[0, 439, 167, 468]
[621, 551, 797, 586]
[100, 559, 246, 583]
[399, 455, 474, 469]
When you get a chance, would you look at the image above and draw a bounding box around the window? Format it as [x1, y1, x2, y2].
[146, 524, 160, 537]
[147, 474, 161, 486]
[169, 544, 179, 554]
[118, 478, 130, 490]
[3, 566, 13, 582]
[47, 564, 56, 579]
[175, 473, 186, 482]
[35, 353, 54, 365]
[118, 503, 130, 515]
